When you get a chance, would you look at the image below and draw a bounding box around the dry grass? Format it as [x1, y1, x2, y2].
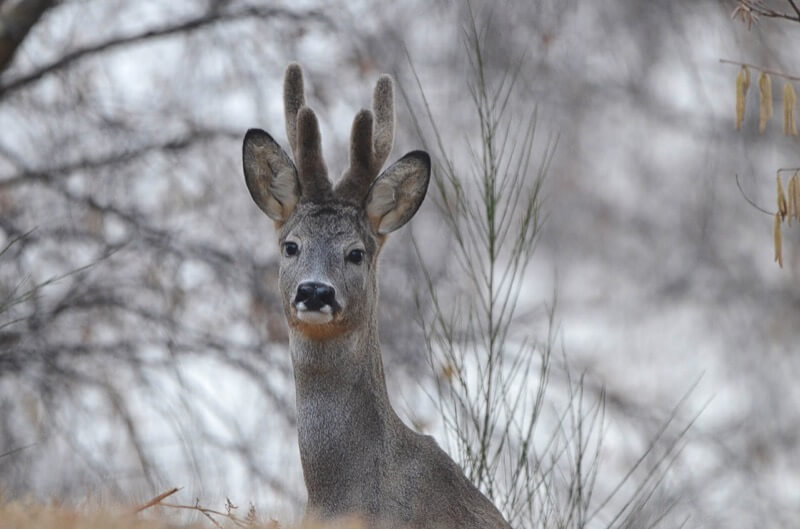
[0, 501, 204, 529]
[0, 494, 372, 529]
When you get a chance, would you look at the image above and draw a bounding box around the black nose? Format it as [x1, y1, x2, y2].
[295, 282, 336, 311]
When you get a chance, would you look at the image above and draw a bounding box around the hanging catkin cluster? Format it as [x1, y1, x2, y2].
[774, 171, 800, 268]
[734, 66, 798, 135]
[733, 64, 800, 268]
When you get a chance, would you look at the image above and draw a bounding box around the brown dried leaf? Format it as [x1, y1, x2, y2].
[759, 72, 773, 133]
[784, 83, 797, 136]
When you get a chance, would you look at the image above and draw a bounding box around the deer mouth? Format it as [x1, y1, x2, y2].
[294, 302, 336, 324]
[290, 301, 350, 340]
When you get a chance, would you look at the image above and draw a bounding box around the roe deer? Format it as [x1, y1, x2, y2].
[242, 63, 512, 529]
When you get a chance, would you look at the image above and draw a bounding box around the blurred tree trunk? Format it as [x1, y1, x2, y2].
[0, 0, 55, 74]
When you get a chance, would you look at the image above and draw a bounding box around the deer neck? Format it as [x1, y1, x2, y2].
[289, 316, 400, 506]
[289, 314, 390, 398]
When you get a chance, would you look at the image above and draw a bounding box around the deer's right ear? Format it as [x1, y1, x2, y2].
[243, 128, 300, 223]
[365, 150, 430, 234]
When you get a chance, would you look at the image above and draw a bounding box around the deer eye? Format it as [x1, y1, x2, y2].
[283, 241, 299, 257]
[346, 249, 365, 265]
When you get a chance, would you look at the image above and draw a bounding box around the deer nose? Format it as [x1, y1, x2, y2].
[295, 281, 336, 311]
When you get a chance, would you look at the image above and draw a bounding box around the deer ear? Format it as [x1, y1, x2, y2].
[365, 150, 430, 234]
[243, 128, 300, 223]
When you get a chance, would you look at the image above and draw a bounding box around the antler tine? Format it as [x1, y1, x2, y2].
[334, 109, 374, 201]
[334, 74, 395, 203]
[295, 106, 332, 201]
[284, 63, 333, 202]
[371, 74, 394, 169]
[284, 63, 305, 158]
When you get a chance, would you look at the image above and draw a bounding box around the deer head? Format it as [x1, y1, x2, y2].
[242, 63, 430, 346]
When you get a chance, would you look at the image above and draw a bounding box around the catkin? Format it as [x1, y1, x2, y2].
[736, 66, 750, 130]
[778, 172, 788, 219]
[775, 212, 783, 268]
[784, 83, 798, 135]
[759, 72, 773, 133]
[788, 175, 796, 226]
[794, 172, 800, 222]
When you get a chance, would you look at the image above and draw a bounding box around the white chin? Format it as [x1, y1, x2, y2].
[296, 310, 334, 324]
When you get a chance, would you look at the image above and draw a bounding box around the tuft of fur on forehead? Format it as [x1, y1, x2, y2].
[279, 201, 380, 253]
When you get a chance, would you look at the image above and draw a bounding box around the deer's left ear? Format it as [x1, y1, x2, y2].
[243, 128, 300, 223]
[365, 151, 430, 234]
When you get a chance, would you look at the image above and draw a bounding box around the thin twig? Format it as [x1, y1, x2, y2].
[132, 487, 181, 514]
[0, 129, 239, 190]
[159, 501, 252, 528]
[735, 0, 800, 22]
[719, 58, 800, 82]
[161, 502, 226, 528]
[735, 173, 774, 216]
[0, 441, 36, 459]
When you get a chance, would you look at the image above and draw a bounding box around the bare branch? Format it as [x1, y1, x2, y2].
[732, 0, 800, 26]
[0, 0, 57, 75]
[0, 5, 329, 97]
[0, 128, 239, 190]
[789, 0, 800, 18]
[719, 58, 800, 82]
[0, 441, 35, 459]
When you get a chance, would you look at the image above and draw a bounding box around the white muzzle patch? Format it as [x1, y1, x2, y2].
[295, 302, 334, 324]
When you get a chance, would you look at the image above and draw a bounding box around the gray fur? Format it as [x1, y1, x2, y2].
[242, 64, 512, 529]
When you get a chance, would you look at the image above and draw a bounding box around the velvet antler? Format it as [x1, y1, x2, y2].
[335, 74, 395, 203]
[284, 63, 332, 201]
